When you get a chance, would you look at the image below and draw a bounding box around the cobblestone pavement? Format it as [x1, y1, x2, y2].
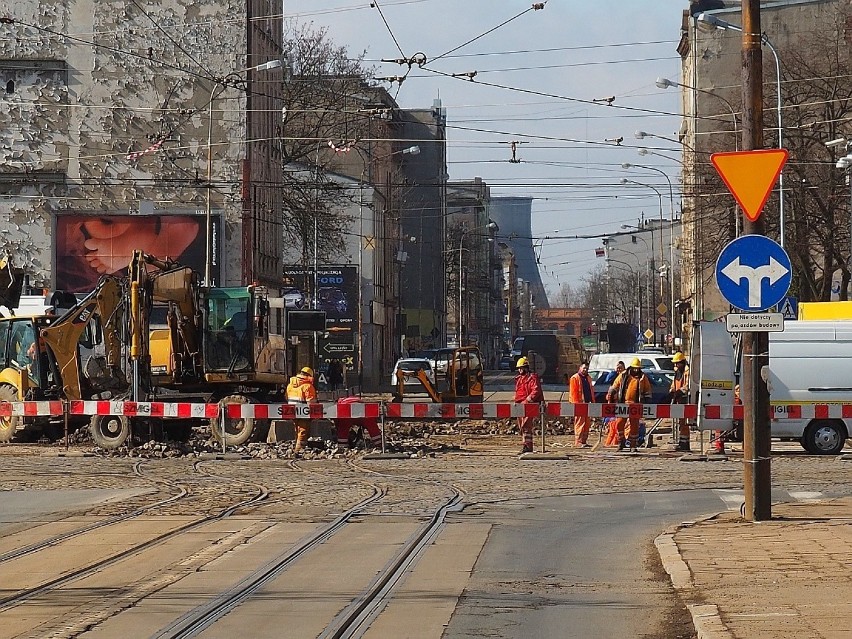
[658, 495, 852, 639]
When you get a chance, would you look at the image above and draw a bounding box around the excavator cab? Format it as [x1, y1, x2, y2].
[204, 288, 254, 374]
[394, 346, 484, 403]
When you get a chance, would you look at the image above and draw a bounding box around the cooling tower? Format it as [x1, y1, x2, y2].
[489, 197, 549, 309]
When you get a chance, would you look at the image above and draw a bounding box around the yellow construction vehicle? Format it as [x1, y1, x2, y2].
[0, 251, 290, 449]
[393, 346, 484, 402]
[109, 250, 289, 448]
[0, 273, 126, 443]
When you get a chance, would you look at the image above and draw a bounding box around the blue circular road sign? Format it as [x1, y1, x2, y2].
[715, 235, 792, 311]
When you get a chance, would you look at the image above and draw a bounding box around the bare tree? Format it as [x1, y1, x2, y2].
[689, 9, 852, 302]
[280, 22, 377, 265]
[767, 12, 852, 301]
[551, 282, 579, 308]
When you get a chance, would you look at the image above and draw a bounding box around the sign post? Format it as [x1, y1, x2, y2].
[714, 0, 777, 522]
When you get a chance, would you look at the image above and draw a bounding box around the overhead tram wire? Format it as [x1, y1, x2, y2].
[426, 2, 546, 65]
[418, 66, 745, 126]
[370, 0, 407, 58]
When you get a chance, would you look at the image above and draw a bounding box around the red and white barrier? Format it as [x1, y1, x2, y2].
[223, 402, 381, 420]
[0, 400, 846, 422]
[0, 401, 63, 417]
[544, 402, 699, 419]
[69, 401, 220, 419]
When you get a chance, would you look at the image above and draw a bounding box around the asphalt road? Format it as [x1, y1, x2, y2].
[445, 489, 734, 638]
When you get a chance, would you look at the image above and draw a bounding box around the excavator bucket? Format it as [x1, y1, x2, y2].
[0, 254, 25, 313]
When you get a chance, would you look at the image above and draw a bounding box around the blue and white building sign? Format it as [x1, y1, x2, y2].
[715, 235, 792, 312]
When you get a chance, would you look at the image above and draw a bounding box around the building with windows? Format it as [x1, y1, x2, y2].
[0, 0, 284, 291]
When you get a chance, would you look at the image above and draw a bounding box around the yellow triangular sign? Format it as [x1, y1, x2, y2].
[711, 149, 788, 222]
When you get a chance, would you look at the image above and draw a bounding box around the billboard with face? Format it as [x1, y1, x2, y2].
[55, 214, 220, 292]
[283, 265, 358, 371]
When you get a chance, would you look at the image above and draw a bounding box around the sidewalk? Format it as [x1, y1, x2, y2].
[656, 496, 852, 638]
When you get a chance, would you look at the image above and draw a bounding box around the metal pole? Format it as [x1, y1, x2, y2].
[741, 0, 772, 521]
[205, 86, 216, 287]
[358, 172, 364, 391]
[764, 37, 784, 247]
[458, 234, 464, 346]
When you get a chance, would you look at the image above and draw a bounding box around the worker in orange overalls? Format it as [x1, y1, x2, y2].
[669, 352, 691, 452]
[286, 366, 318, 453]
[604, 361, 627, 446]
[608, 357, 651, 452]
[514, 357, 543, 454]
[568, 361, 595, 447]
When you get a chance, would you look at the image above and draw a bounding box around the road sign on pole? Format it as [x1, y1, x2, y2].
[711, 149, 788, 221]
[715, 235, 792, 312]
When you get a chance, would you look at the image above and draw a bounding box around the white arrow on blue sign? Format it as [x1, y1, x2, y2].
[715, 235, 792, 312]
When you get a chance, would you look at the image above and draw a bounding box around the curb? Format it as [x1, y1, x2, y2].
[655, 515, 732, 639]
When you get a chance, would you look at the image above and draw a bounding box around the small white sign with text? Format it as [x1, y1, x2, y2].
[726, 313, 784, 332]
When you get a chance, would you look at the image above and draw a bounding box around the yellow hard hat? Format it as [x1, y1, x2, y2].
[672, 352, 686, 364]
[629, 357, 642, 369]
[299, 366, 314, 377]
[516, 356, 529, 369]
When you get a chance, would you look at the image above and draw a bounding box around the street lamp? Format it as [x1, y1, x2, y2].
[623, 163, 678, 345]
[353, 144, 420, 385]
[620, 177, 668, 347]
[656, 77, 739, 151]
[204, 59, 283, 286]
[638, 148, 681, 163]
[634, 130, 695, 152]
[829, 138, 852, 274]
[458, 221, 498, 346]
[695, 11, 785, 246]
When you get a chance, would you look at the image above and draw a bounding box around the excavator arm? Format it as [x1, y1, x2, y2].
[39, 276, 124, 400]
[395, 367, 442, 403]
[128, 250, 202, 385]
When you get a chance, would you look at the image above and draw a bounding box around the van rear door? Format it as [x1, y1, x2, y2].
[691, 321, 736, 431]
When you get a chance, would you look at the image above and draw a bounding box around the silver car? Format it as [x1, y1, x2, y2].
[391, 358, 435, 387]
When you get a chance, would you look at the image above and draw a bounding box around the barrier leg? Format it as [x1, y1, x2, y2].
[220, 404, 227, 454]
[63, 400, 69, 452]
[540, 402, 546, 453]
[380, 403, 386, 455]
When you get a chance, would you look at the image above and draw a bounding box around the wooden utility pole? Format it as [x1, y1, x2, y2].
[740, 0, 772, 521]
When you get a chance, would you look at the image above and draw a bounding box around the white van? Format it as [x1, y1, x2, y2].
[589, 352, 674, 372]
[693, 320, 851, 455]
[765, 321, 851, 454]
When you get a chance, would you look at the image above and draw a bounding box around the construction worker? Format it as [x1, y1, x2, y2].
[286, 366, 317, 453]
[670, 351, 691, 451]
[608, 357, 651, 452]
[514, 356, 543, 454]
[568, 361, 595, 447]
[604, 361, 626, 446]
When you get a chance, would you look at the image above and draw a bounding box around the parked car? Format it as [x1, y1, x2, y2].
[590, 369, 675, 404]
[498, 354, 513, 370]
[390, 358, 435, 387]
[282, 287, 306, 309]
[589, 352, 674, 372]
[317, 287, 348, 315]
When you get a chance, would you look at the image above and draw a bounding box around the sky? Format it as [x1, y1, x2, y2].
[285, 0, 692, 301]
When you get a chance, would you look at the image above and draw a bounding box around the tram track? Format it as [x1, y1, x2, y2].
[0, 461, 268, 612]
[0, 461, 188, 565]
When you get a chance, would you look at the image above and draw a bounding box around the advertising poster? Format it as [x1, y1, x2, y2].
[55, 214, 220, 292]
[282, 265, 358, 374]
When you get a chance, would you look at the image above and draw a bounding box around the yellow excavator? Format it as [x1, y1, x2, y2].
[0, 270, 126, 443]
[0, 251, 290, 448]
[393, 346, 484, 402]
[107, 250, 289, 448]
